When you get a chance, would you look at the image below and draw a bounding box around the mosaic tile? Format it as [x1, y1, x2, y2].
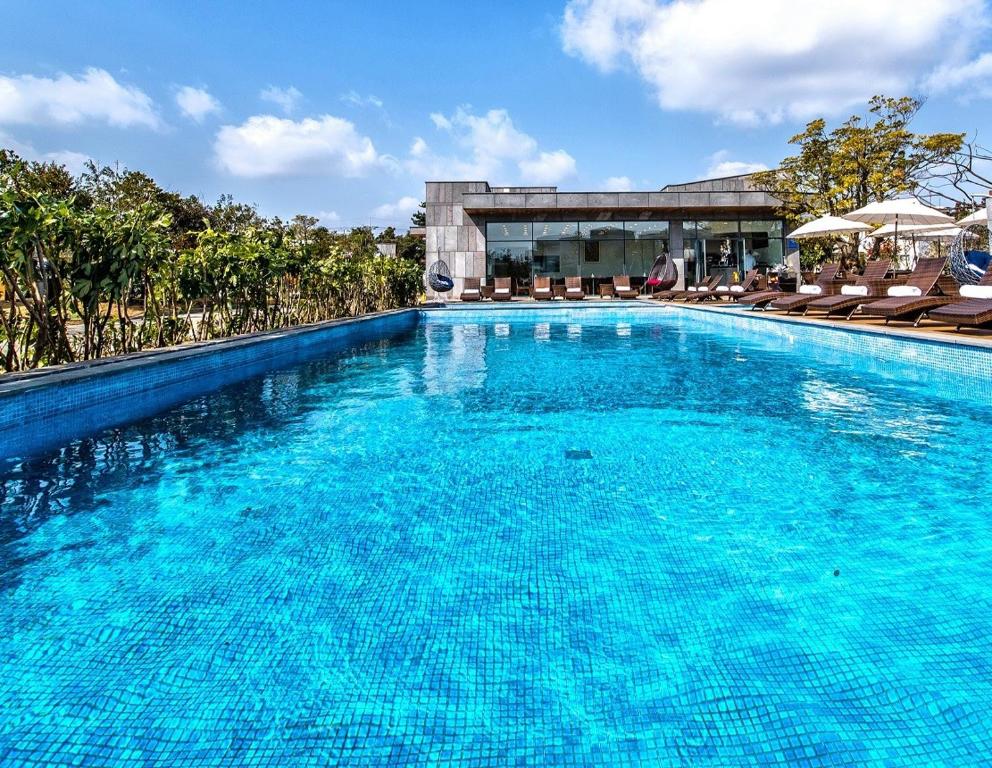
[0, 308, 990, 766]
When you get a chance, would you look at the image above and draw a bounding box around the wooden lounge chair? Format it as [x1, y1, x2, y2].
[564, 276, 585, 300]
[460, 277, 482, 302]
[740, 262, 841, 310]
[653, 275, 708, 301]
[492, 277, 513, 302]
[712, 269, 759, 301]
[658, 274, 722, 302]
[925, 264, 992, 330]
[860, 257, 955, 326]
[771, 261, 888, 314]
[531, 276, 554, 301]
[682, 273, 727, 302]
[613, 275, 639, 299]
[804, 260, 893, 319]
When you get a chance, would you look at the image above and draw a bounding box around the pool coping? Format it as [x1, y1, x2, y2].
[0, 308, 418, 397]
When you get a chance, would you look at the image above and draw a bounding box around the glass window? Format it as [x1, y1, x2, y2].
[625, 239, 668, 277]
[531, 222, 579, 277]
[579, 222, 625, 240]
[740, 220, 785, 271]
[689, 220, 740, 282]
[487, 222, 531, 242]
[486, 241, 532, 280]
[582, 240, 624, 277]
[534, 240, 578, 276]
[624, 221, 669, 276]
[625, 221, 669, 240]
[533, 221, 579, 242]
[681, 221, 700, 282]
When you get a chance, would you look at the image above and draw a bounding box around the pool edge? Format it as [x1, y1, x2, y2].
[0, 308, 419, 460]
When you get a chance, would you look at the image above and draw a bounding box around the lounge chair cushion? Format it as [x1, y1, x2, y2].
[888, 285, 922, 297]
[687, 286, 699, 292]
[798, 285, 822, 295]
[960, 284, 992, 299]
[495, 288, 510, 294]
[567, 287, 582, 293]
[463, 288, 480, 294]
[841, 285, 869, 296]
[730, 285, 745, 292]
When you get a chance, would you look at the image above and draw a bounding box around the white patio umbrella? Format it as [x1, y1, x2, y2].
[867, 222, 955, 238]
[911, 227, 975, 241]
[844, 198, 954, 228]
[913, 227, 977, 257]
[787, 215, 873, 239]
[845, 198, 954, 264]
[957, 208, 988, 226]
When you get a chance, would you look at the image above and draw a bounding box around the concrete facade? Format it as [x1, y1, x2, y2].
[425, 181, 488, 300]
[424, 175, 783, 299]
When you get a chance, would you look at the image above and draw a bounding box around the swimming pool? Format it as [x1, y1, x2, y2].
[2, 306, 991, 766]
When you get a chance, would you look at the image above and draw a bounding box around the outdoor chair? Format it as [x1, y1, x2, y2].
[460, 277, 482, 302]
[613, 275, 639, 299]
[804, 260, 894, 319]
[860, 257, 955, 326]
[564, 276, 585, 300]
[492, 277, 513, 302]
[740, 263, 841, 310]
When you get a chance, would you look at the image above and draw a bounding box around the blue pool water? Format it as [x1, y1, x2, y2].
[2, 307, 992, 766]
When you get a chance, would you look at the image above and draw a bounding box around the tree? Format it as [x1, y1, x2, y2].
[0, 147, 424, 372]
[752, 96, 965, 267]
[410, 201, 426, 227]
[916, 136, 992, 208]
[754, 96, 964, 219]
[1, 149, 77, 198]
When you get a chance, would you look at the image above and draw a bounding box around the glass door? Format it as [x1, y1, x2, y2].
[695, 221, 743, 287]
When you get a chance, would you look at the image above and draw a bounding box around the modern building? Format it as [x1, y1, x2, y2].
[424, 175, 791, 299]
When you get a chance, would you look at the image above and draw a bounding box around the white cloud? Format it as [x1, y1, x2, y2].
[317, 210, 341, 225]
[409, 107, 577, 184]
[410, 136, 429, 157]
[561, 0, 988, 125]
[704, 150, 768, 178]
[175, 85, 221, 122]
[519, 149, 577, 184]
[342, 91, 384, 109]
[602, 175, 633, 191]
[214, 115, 382, 178]
[260, 85, 302, 115]
[0, 67, 158, 128]
[429, 112, 451, 130]
[0, 132, 92, 175]
[45, 149, 92, 176]
[372, 195, 420, 219]
[926, 52, 992, 99]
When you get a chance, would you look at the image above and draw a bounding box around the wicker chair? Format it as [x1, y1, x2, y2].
[492, 277, 513, 302]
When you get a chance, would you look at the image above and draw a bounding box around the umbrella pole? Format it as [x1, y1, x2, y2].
[894, 215, 899, 268]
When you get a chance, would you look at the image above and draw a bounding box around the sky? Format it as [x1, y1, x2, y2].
[2, 0, 991, 230]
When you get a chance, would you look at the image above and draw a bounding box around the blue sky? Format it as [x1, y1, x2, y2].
[3, 0, 991, 229]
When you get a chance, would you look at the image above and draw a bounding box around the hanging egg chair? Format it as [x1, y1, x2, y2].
[646, 253, 678, 291]
[426, 259, 454, 293]
[948, 225, 987, 286]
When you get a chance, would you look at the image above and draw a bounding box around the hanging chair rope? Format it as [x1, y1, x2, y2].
[426, 259, 454, 292]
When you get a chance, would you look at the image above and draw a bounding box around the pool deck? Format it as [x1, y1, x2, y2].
[425, 297, 992, 351]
